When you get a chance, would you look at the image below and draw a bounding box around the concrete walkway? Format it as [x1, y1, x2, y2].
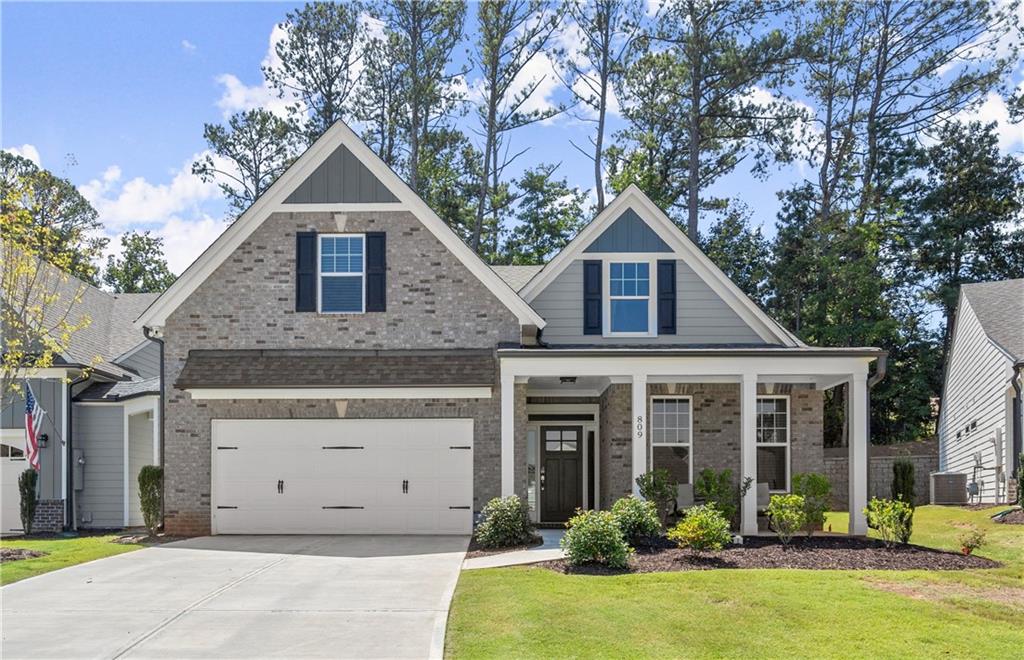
[2, 535, 467, 659]
[463, 529, 565, 570]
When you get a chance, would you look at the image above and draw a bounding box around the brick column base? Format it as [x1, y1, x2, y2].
[31, 499, 64, 534]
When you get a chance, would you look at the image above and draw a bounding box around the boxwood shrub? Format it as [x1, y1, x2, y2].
[610, 495, 661, 545]
[561, 509, 632, 568]
[474, 495, 534, 548]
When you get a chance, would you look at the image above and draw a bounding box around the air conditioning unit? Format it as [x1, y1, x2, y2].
[930, 472, 968, 505]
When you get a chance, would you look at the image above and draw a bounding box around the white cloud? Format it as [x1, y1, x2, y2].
[181, 39, 197, 54]
[214, 24, 292, 119]
[79, 154, 221, 231]
[4, 143, 41, 166]
[151, 215, 224, 274]
[955, 89, 1024, 152]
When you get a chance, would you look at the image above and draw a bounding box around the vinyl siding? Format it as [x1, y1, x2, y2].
[284, 144, 397, 204]
[532, 259, 766, 345]
[127, 411, 153, 526]
[116, 341, 160, 379]
[74, 404, 124, 528]
[937, 298, 1014, 503]
[1, 378, 65, 499]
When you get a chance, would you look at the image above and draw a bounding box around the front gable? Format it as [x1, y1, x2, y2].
[136, 121, 543, 331]
[521, 186, 799, 346]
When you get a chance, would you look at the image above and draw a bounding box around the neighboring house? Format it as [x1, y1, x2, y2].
[136, 122, 885, 538]
[0, 265, 160, 534]
[937, 279, 1023, 504]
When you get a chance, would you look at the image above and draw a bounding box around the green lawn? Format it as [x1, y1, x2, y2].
[446, 506, 1024, 659]
[0, 534, 144, 586]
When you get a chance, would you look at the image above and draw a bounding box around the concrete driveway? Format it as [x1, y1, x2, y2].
[1, 535, 468, 659]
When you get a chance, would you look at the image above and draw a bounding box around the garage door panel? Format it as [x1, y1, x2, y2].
[212, 418, 473, 535]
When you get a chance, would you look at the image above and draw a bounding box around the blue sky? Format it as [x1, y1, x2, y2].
[3, 2, 1022, 275]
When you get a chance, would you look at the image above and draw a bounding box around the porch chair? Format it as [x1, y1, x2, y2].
[756, 482, 771, 514]
[675, 483, 695, 514]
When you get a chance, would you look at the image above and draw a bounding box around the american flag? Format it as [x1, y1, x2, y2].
[24, 382, 44, 471]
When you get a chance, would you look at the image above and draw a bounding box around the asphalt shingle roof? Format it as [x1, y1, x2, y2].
[489, 265, 543, 292]
[962, 278, 1024, 361]
[174, 349, 496, 389]
[74, 377, 160, 402]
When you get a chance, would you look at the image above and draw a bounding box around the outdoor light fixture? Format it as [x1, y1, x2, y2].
[38, 433, 48, 448]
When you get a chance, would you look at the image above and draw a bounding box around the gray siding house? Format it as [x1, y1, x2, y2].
[0, 265, 161, 534]
[136, 121, 884, 538]
[937, 279, 1023, 504]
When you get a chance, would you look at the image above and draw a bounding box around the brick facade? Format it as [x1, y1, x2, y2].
[162, 210, 520, 535]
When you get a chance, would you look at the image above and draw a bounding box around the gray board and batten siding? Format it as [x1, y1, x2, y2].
[2, 378, 65, 500]
[583, 209, 672, 253]
[284, 143, 398, 204]
[73, 404, 124, 528]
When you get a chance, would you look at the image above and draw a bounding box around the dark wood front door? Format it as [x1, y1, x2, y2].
[541, 426, 583, 522]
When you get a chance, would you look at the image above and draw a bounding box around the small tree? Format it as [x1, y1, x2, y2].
[891, 460, 915, 506]
[767, 494, 806, 546]
[18, 469, 38, 535]
[138, 465, 163, 536]
[635, 469, 677, 527]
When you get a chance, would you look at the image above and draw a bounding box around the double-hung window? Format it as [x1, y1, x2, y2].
[651, 397, 692, 484]
[319, 234, 364, 313]
[756, 396, 790, 491]
[608, 262, 650, 334]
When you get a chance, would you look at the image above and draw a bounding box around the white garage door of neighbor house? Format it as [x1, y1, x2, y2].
[1, 436, 30, 535]
[211, 418, 474, 535]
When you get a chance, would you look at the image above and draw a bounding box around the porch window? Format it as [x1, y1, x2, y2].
[608, 262, 650, 333]
[651, 397, 692, 484]
[756, 396, 789, 491]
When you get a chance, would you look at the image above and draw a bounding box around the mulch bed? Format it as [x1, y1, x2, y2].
[540, 536, 1000, 575]
[465, 534, 545, 558]
[993, 508, 1024, 525]
[0, 547, 47, 563]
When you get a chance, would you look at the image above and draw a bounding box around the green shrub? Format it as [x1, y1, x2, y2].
[474, 495, 534, 548]
[792, 472, 831, 536]
[864, 498, 914, 547]
[666, 504, 732, 552]
[694, 468, 752, 530]
[891, 459, 915, 506]
[634, 469, 677, 527]
[958, 526, 986, 555]
[138, 465, 163, 536]
[767, 494, 806, 546]
[561, 509, 632, 568]
[610, 496, 661, 545]
[18, 469, 38, 535]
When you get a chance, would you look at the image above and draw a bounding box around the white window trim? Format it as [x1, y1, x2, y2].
[603, 258, 657, 338]
[317, 233, 365, 314]
[756, 394, 791, 493]
[649, 395, 694, 484]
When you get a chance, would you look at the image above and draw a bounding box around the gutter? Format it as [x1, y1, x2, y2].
[143, 326, 166, 530]
[497, 347, 888, 359]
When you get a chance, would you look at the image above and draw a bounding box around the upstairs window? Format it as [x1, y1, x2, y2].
[608, 262, 650, 334]
[319, 234, 364, 313]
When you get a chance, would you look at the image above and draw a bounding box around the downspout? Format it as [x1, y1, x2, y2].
[1012, 363, 1023, 504]
[143, 326, 166, 529]
[65, 372, 89, 532]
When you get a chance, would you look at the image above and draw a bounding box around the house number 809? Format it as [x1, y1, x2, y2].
[636, 416, 645, 438]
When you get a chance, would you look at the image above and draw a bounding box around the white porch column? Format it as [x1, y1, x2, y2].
[631, 373, 647, 497]
[848, 373, 869, 535]
[500, 368, 515, 497]
[740, 373, 758, 535]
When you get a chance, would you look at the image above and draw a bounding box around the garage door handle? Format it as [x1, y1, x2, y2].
[402, 479, 408, 494]
[322, 445, 364, 450]
[449, 446, 471, 450]
[449, 506, 471, 510]
[323, 506, 364, 509]
[277, 480, 284, 494]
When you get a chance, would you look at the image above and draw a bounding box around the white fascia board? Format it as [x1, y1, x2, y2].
[499, 354, 873, 379]
[186, 386, 492, 400]
[135, 121, 544, 330]
[518, 185, 798, 346]
[15, 368, 72, 379]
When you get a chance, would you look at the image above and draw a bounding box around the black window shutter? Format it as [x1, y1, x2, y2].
[657, 259, 676, 335]
[583, 259, 602, 335]
[365, 232, 386, 312]
[295, 231, 318, 312]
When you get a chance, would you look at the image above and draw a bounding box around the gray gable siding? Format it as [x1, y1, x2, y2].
[1, 378, 65, 500]
[116, 341, 160, 380]
[532, 259, 765, 344]
[583, 209, 672, 253]
[74, 404, 124, 528]
[284, 144, 398, 204]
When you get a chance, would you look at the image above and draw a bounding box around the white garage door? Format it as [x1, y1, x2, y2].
[211, 418, 473, 535]
[1, 437, 30, 535]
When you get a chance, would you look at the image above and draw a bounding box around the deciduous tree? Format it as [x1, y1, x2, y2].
[103, 231, 177, 294]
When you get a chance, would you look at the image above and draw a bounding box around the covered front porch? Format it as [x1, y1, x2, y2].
[498, 349, 883, 535]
